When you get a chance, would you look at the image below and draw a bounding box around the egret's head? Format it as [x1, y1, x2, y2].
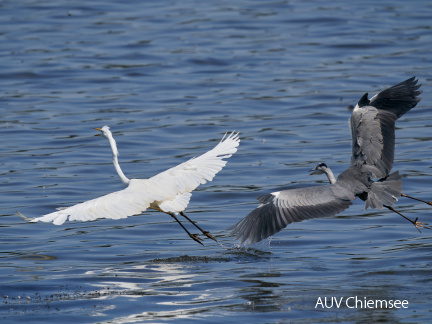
[94, 125, 112, 139]
[309, 162, 329, 176]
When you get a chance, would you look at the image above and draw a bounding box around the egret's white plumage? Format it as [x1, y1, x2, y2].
[22, 126, 240, 244]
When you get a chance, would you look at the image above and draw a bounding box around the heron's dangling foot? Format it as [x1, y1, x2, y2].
[401, 193, 432, 206]
[167, 212, 204, 245]
[180, 211, 217, 242]
[383, 204, 432, 233]
[410, 217, 432, 232]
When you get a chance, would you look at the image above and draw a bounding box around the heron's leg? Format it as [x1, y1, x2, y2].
[167, 212, 204, 245]
[180, 211, 217, 242]
[401, 193, 432, 206]
[383, 204, 432, 232]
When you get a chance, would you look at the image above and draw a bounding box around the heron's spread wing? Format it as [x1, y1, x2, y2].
[30, 132, 239, 225]
[229, 184, 355, 244]
[350, 77, 421, 178]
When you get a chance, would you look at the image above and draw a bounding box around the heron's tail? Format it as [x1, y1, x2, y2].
[365, 171, 402, 209]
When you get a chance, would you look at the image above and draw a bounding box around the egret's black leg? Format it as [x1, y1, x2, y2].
[167, 212, 204, 245]
[401, 193, 432, 206]
[180, 211, 217, 242]
[383, 204, 432, 232]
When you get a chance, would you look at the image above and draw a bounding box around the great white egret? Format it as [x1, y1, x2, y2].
[19, 127, 240, 245]
[229, 77, 430, 244]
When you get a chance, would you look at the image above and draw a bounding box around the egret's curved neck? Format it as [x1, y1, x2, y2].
[324, 167, 337, 184]
[107, 135, 130, 186]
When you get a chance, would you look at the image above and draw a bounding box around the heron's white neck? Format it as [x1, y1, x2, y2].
[107, 135, 130, 186]
[324, 167, 337, 184]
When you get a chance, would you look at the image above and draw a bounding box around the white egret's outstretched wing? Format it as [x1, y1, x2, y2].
[350, 77, 422, 178]
[30, 181, 167, 225]
[30, 132, 240, 225]
[152, 132, 240, 201]
[229, 183, 355, 244]
[147, 132, 239, 214]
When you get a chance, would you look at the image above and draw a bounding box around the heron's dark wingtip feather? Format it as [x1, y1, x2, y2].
[358, 93, 370, 107]
[369, 76, 422, 118]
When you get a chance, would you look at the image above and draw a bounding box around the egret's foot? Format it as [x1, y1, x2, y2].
[202, 231, 217, 242]
[179, 211, 216, 243]
[166, 211, 205, 245]
[190, 233, 204, 245]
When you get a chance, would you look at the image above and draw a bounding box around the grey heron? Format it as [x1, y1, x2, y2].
[229, 77, 429, 244]
[19, 127, 240, 245]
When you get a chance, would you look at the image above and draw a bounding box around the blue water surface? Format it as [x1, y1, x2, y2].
[1, 0, 432, 323]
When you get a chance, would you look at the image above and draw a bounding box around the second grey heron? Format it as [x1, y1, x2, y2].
[230, 77, 430, 244]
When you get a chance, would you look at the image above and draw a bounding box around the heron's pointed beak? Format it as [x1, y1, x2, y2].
[309, 169, 318, 176]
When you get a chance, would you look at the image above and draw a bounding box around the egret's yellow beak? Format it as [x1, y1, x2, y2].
[94, 127, 102, 136]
